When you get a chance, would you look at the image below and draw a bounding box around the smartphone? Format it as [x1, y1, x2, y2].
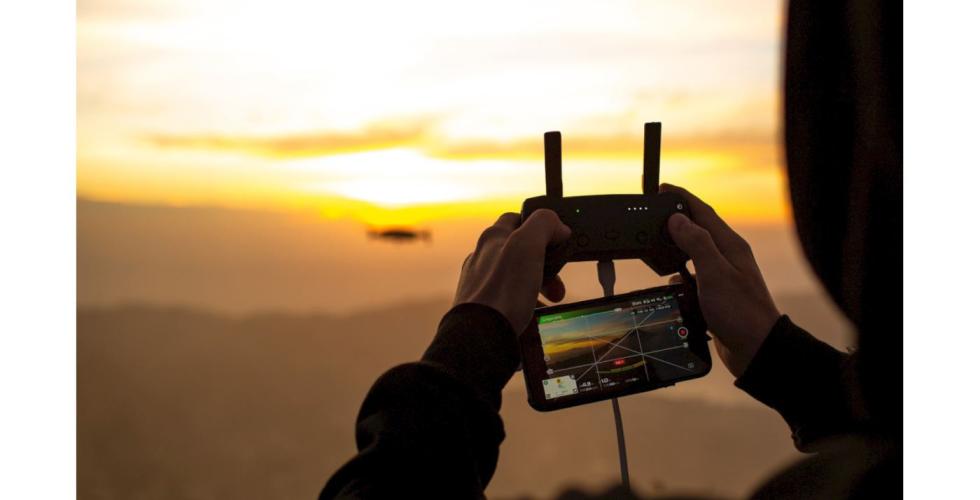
[519, 283, 711, 411]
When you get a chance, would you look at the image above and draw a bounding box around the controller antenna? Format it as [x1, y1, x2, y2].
[642, 122, 661, 195]
[544, 131, 563, 197]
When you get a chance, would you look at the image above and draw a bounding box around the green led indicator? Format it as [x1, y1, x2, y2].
[575, 208, 581, 213]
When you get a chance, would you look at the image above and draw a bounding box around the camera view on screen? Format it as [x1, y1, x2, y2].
[537, 289, 706, 400]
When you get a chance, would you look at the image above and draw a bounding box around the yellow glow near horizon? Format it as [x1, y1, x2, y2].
[78, 0, 786, 227]
[286, 149, 529, 207]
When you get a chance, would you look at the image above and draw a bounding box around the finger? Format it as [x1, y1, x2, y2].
[500, 210, 571, 296]
[509, 209, 571, 250]
[660, 184, 755, 270]
[540, 275, 566, 303]
[493, 212, 522, 231]
[669, 272, 697, 285]
[667, 213, 732, 277]
[475, 212, 521, 251]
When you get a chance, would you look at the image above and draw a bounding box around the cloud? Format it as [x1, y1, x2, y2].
[145, 120, 778, 170]
[432, 131, 777, 162]
[146, 122, 432, 159]
[78, 0, 185, 21]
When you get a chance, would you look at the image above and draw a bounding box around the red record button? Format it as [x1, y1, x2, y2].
[677, 327, 689, 338]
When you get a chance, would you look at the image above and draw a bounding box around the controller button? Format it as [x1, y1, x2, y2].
[604, 230, 620, 241]
[676, 202, 684, 211]
[576, 234, 590, 247]
[636, 231, 649, 244]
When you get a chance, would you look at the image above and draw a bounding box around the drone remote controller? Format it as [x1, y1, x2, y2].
[521, 122, 692, 278]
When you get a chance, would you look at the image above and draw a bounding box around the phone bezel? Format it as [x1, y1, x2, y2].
[520, 282, 712, 412]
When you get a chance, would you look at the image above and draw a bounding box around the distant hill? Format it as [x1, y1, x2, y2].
[76, 294, 855, 500]
[77, 198, 832, 315]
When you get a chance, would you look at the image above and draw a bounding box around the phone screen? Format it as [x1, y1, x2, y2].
[522, 284, 710, 408]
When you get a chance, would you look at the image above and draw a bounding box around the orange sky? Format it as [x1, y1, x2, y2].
[77, 0, 788, 227]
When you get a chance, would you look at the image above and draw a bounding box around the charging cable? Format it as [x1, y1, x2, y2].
[597, 260, 630, 491]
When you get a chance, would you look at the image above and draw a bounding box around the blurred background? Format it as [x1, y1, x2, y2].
[77, 1, 853, 498]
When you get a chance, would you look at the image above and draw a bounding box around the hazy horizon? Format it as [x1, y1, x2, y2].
[78, 196, 834, 316]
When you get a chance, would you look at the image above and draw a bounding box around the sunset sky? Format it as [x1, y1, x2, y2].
[78, 0, 786, 227]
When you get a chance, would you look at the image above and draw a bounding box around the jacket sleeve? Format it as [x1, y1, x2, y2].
[734, 315, 867, 452]
[319, 303, 519, 499]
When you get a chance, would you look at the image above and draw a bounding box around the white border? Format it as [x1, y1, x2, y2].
[0, 1, 77, 498]
[905, 0, 980, 497]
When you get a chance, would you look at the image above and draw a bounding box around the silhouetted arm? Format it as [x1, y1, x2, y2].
[734, 315, 866, 452]
[320, 303, 518, 499]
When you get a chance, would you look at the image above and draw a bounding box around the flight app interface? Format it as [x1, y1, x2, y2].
[537, 289, 706, 400]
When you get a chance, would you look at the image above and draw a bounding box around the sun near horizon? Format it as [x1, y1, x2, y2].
[78, 0, 788, 228]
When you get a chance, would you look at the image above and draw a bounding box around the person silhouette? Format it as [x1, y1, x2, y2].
[320, 1, 900, 498]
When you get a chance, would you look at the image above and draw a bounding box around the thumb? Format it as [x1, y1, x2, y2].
[668, 213, 729, 275]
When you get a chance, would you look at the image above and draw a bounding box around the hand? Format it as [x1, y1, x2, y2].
[662, 184, 781, 378]
[454, 211, 572, 334]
